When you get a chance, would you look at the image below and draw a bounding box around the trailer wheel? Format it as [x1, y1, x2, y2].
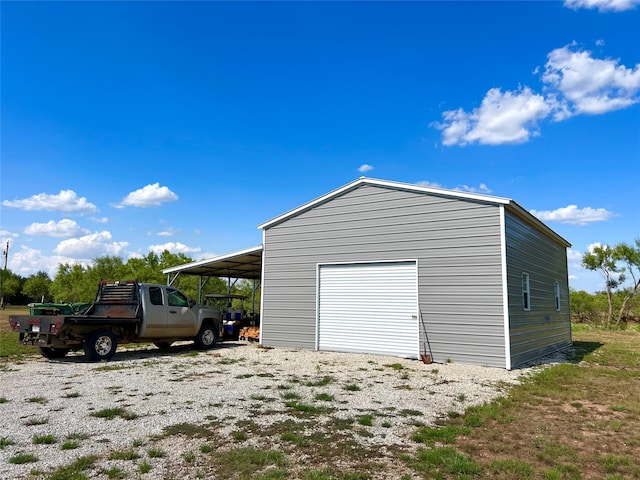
[84, 329, 118, 361]
[39, 347, 70, 359]
[194, 323, 219, 350]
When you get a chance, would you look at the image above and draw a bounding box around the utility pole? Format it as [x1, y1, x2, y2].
[0, 240, 8, 309]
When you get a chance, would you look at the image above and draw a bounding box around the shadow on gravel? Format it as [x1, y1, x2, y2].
[50, 340, 248, 363]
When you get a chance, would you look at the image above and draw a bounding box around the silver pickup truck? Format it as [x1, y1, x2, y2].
[9, 280, 222, 361]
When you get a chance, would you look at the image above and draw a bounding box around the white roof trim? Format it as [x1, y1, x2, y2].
[258, 177, 511, 230]
[257, 177, 570, 248]
[161, 245, 263, 274]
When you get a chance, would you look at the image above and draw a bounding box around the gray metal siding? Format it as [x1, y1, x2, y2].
[505, 212, 572, 367]
[262, 184, 507, 367]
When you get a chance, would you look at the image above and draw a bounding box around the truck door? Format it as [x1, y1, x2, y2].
[141, 285, 168, 337]
[166, 288, 199, 336]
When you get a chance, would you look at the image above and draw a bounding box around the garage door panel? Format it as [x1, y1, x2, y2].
[318, 262, 418, 358]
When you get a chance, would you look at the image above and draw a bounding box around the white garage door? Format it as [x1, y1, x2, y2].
[318, 261, 418, 358]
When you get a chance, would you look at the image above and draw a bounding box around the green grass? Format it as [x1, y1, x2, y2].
[0, 397, 8, 403]
[90, 407, 138, 420]
[103, 466, 126, 479]
[61, 440, 80, 450]
[314, 392, 335, 402]
[44, 456, 97, 480]
[304, 375, 336, 387]
[139, 459, 152, 474]
[8, 453, 38, 464]
[0, 437, 15, 449]
[33, 434, 57, 444]
[343, 383, 361, 392]
[147, 447, 165, 457]
[212, 447, 287, 479]
[108, 448, 139, 461]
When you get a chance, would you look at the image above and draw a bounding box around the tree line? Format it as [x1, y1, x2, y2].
[0, 250, 259, 312]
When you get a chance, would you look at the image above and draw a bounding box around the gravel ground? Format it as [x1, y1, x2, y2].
[0, 342, 535, 479]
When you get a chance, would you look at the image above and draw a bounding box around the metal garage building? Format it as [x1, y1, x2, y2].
[257, 177, 572, 369]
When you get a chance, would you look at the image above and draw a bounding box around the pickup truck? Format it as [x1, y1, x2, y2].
[9, 280, 223, 361]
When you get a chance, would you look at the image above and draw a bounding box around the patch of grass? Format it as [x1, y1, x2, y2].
[147, 447, 165, 457]
[45, 456, 97, 480]
[0, 397, 8, 403]
[315, 392, 335, 402]
[132, 438, 144, 447]
[384, 362, 404, 370]
[200, 443, 213, 453]
[490, 459, 534, 478]
[412, 425, 471, 445]
[90, 407, 138, 420]
[33, 434, 57, 444]
[284, 401, 326, 414]
[163, 422, 213, 437]
[305, 375, 336, 387]
[182, 451, 196, 463]
[232, 430, 248, 441]
[9, 452, 38, 464]
[61, 440, 80, 450]
[139, 459, 152, 474]
[103, 466, 126, 479]
[281, 391, 301, 400]
[212, 447, 287, 478]
[343, 383, 361, 392]
[357, 414, 373, 426]
[280, 431, 308, 447]
[66, 432, 90, 441]
[409, 446, 482, 476]
[1, 437, 16, 449]
[400, 409, 422, 417]
[108, 448, 140, 461]
[62, 392, 81, 398]
[27, 397, 49, 405]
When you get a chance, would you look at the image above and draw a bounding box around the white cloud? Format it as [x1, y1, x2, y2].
[90, 216, 109, 224]
[433, 44, 640, 146]
[564, 0, 640, 12]
[9, 244, 89, 278]
[432, 87, 551, 146]
[416, 180, 443, 188]
[116, 183, 178, 208]
[455, 183, 492, 194]
[542, 45, 640, 118]
[530, 205, 614, 225]
[53, 231, 129, 257]
[152, 227, 180, 237]
[358, 164, 374, 173]
[148, 242, 202, 255]
[24, 219, 90, 238]
[1, 190, 97, 213]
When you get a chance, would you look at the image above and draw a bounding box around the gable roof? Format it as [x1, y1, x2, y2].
[258, 177, 570, 247]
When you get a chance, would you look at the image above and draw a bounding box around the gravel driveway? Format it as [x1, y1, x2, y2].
[0, 342, 530, 479]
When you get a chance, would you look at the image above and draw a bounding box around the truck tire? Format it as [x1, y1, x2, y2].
[84, 329, 118, 361]
[39, 347, 70, 359]
[194, 323, 219, 350]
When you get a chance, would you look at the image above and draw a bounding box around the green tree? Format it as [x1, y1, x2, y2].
[51, 263, 93, 303]
[0, 269, 22, 307]
[612, 239, 640, 327]
[22, 271, 52, 302]
[582, 239, 640, 328]
[569, 289, 597, 323]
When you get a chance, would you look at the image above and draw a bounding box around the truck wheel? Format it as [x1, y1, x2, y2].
[154, 342, 173, 350]
[39, 347, 70, 359]
[84, 329, 118, 361]
[194, 323, 219, 350]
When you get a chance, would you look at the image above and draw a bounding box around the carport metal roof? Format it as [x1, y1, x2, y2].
[162, 245, 263, 285]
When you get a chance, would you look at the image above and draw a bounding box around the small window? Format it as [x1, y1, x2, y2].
[554, 282, 561, 311]
[522, 273, 531, 311]
[149, 287, 163, 306]
[168, 289, 189, 307]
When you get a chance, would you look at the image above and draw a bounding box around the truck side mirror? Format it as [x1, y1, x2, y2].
[189, 299, 196, 308]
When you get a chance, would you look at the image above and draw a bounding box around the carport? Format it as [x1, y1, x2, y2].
[162, 245, 263, 312]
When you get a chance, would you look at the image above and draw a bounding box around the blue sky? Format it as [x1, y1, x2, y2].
[1, 0, 638, 293]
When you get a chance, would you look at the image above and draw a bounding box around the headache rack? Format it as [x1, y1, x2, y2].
[83, 280, 141, 319]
